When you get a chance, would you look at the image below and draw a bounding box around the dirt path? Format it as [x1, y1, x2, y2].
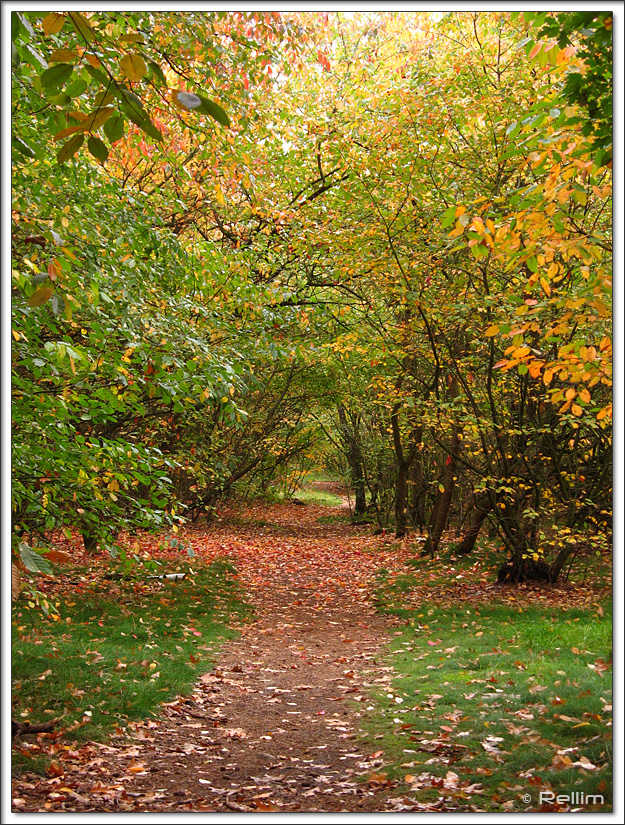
[14, 490, 415, 813]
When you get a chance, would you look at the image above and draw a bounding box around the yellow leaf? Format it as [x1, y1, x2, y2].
[512, 346, 530, 359]
[120, 53, 147, 82]
[43, 12, 65, 36]
[571, 404, 583, 417]
[49, 48, 79, 63]
[578, 389, 591, 404]
[596, 405, 611, 421]
[83, 106, 115, 132]
[540, 278, 551, 296]
[448, 222, 465, 238]
[485, 325, 500, 336]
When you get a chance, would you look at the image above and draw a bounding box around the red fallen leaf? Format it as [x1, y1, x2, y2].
[440, 725, 455, 732]
[43, 549, 71, 564]
[367, 772, 390, 786]
[254, 801, 278, 811]
[47, 763, 65, 777]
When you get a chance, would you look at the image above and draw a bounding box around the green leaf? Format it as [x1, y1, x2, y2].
[196, 94, 231, 127]
[506, 121, 521, 138]
[28, 285, 54, 307]
[68, 12, 96, 41]
[56, 133, 84, 164]
[24, 44, 48, 70]
[19, 542, 54, 575]
[103, 113, 125, 144]
[87, 135, 109, 163]
[121, 97, 162, 141]
[65, 78, 88, 98]
[84, 64, 110, 87]
[148, 60, 167, 87]
[40, 63, 74, 88]
[12, 136, 35, 158]
[17, 12, 35, 39]
[441, 206, 457, 229]
[12, 12, 22, 41]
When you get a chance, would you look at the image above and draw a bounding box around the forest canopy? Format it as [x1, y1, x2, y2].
[10, 10, 612, 586]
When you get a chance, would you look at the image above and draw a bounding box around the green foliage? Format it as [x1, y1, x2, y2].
[533, 12, 612, 160]
[11, 11, 611, 586]
[10, 10, 237, 165]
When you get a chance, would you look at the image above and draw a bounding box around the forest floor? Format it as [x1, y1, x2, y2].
[11, 481, 612, 814]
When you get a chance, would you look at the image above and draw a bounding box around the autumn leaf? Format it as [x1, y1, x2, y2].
[120, 53, 147, 81]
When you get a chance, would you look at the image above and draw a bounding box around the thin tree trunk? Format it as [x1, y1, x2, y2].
[456, 494, 493, 556]
[338, 405, 367, 515]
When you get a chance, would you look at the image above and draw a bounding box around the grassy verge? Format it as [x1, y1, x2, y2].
[12, 558, 251, 774]
[362, 590, 612, 812]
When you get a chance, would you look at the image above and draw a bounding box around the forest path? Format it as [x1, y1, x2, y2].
[125, 495, 403, 812]
[33, 489, 414, 813]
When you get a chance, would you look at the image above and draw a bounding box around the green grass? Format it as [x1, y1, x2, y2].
[359, 599, 612, 812]
[12, 558, 251, 773]
[294, 487, 345, 508]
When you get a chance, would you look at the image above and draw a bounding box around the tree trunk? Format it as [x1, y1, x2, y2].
[456, 494, 493, 556]
[338, 405, 367, 515]
[395, 463, 409, 538]
[425, 423, 462, 555]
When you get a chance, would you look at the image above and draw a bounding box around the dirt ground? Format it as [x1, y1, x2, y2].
[12, 484, 422, 813]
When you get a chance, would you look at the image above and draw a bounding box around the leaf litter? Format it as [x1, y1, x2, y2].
[12, 485, 611, 813]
